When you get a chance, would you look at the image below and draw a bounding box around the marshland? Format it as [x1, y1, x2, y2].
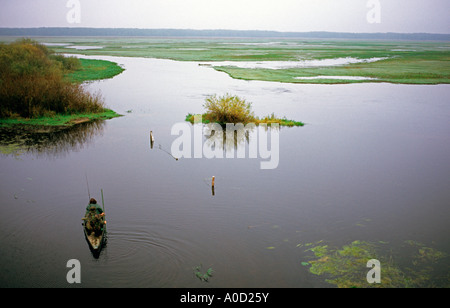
[0, 36, 449, 287]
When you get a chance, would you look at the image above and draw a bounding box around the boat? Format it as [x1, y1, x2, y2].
[82, 205, 106, 255]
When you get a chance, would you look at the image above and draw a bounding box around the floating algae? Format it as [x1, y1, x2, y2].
[193, 265, 214, 282]
[302, 240, 449, 288]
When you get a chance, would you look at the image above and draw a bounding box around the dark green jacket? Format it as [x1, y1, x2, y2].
[86, 203, 103, 215]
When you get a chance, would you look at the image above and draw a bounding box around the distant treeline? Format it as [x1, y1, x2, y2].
[0, 28, 449, 41]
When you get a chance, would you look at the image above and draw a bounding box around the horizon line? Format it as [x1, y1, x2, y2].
[0, 26, 449, 36]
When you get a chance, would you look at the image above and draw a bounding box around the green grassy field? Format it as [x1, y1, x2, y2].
[66, 58, 125, 83]
[31, 37, 450, 85]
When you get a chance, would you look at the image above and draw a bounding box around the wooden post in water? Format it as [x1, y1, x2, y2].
[150, 131, 155, 149]
[211, 176, 215, 196]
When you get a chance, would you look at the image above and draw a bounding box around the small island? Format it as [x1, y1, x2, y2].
[186, 94, 304, 127]
[0, 39, 124, 129]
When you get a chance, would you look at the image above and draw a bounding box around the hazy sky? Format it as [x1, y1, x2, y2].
[1, 0, 449, 33]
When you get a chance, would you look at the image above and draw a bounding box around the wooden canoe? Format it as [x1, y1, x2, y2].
[82, 212, 106, 253]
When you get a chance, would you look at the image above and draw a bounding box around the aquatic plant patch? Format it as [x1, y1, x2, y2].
[186, 94, 304, 127]
[301, 240, 449, 288]
[193, 265, 214, 282]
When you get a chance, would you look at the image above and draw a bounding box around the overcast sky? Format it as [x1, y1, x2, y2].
[0, 0, 449, 33]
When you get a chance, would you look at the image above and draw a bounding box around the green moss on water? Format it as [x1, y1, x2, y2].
[302, 240, 449, 288]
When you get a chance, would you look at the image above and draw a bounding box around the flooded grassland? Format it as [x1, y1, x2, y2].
[39, 37, 450, 85]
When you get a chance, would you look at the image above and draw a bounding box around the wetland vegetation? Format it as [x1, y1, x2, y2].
[0, 39, 123, 127]
[301, 240, 449, 288]
[186, 94, 304, 127]
[66, 58, 125, 84]
[38, 37, 450, 85]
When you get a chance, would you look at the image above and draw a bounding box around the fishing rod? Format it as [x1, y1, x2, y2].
[101, 189, 107, 233]
[85, 172, 91, 201]
[101, 189, 105, 212]
[149, 131, 178, 161]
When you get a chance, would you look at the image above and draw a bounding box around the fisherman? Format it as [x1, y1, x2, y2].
[85, 198, 105, 235]
[86, 198, 103, 215]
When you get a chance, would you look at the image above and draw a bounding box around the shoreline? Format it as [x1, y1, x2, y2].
[0, 109, 122, 130]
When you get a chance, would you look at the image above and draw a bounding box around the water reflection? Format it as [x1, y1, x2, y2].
[203, 123, 281, 169]
[0, 120, 106, 158]
[202, 122, 283, 155]
[203, 123, 254, 156]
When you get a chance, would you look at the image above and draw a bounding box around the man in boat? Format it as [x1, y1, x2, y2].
[85, 198, 105, 236]
[86, 198, 103, 214]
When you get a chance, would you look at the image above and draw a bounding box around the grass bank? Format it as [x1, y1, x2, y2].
[0, 109, 121, 128]
[66, 58, 125, 83]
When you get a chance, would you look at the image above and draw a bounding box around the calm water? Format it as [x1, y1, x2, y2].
[1, 56, 449, 287]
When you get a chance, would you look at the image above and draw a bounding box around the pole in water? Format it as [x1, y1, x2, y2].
[150, 131, 155, 149]
[211, 176, 215, 196]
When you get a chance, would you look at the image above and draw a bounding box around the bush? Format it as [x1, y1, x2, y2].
[203, 94, 256, 124]
[0, 39, 104, 118]
[50, 54, 82, 71]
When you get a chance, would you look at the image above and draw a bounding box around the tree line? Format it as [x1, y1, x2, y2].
[0, 28, 449, 41]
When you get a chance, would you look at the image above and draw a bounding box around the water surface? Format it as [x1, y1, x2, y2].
[203, 57, 387, 69]
[1, 55, 449, 287]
